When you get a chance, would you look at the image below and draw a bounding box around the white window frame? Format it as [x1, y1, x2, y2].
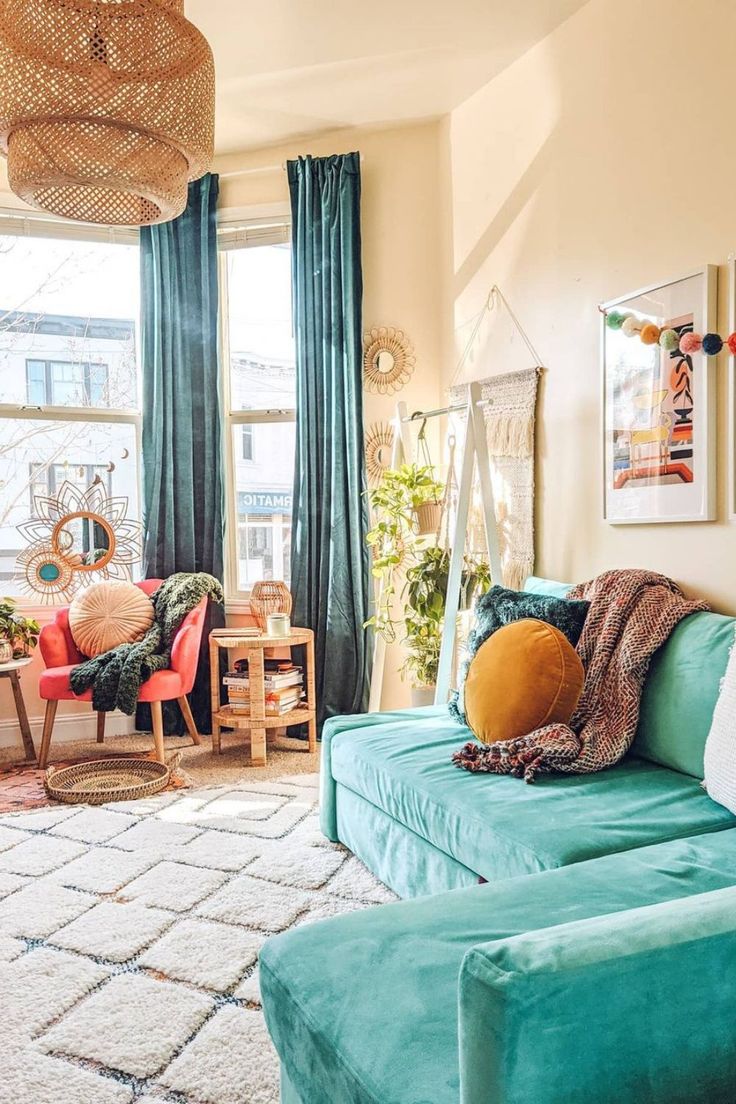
[217, 206, 294, 609]
[0, 210, 142, 611]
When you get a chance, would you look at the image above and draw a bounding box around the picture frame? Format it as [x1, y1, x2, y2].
[601, 266, 717, 524]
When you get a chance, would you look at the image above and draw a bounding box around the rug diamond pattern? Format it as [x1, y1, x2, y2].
[0, 773, 396, 1103]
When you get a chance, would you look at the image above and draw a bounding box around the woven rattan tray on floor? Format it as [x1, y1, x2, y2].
[44, 756, 177, 805]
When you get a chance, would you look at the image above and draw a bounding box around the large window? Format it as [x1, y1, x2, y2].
[0, 227, 141, 592]
[220, 227, 295, 598]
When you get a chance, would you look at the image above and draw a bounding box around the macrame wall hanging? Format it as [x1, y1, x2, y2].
[448, 286, 543, 591]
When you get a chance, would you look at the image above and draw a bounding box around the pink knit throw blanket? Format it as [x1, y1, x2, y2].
[452, 569, 707, 783]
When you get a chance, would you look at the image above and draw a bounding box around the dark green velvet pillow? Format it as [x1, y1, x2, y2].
[449, 585, 590, 725]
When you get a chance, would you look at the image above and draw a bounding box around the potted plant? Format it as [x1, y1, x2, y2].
[401, 610, 442, 706]
[365, 463, 443, 641]
[402, 547, 491, 701]
[0, 597, 40, 662]
[366, 472, 491, 699]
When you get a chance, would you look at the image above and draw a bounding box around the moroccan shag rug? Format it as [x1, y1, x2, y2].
[0, 773, 395, 1104]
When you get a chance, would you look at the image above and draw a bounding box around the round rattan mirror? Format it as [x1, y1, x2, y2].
[51, 511, 116, 573]
[365, 421, 395, 485]
[363, 327, 415, 394]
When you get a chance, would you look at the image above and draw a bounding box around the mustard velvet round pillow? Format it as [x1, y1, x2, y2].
[69, 581, 154, 658]
[464, 618, 584, 744]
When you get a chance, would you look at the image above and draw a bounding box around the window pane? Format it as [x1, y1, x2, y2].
[26, 359, 46, 405]
[232, 422, 294, 590]
[0, 419, 139, 593]
[0, 235, 139, 410]
[242, 424, 254, 461]
[226, 244, 296, 412]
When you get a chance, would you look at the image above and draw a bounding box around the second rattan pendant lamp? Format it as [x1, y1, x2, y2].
[0, 0, 215, 226]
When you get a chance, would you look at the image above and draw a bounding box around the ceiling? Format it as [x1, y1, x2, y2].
[0, 0, 586, 205]
[190, 0, 588, 155]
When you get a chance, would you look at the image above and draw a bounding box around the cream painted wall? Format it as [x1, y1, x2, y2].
[442, 0, 736, 612]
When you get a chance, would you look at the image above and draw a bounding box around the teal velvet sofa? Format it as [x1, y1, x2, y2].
[260, 578, 736, 1103]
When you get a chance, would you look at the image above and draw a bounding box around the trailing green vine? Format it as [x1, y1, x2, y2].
[365, 465, 490, 687]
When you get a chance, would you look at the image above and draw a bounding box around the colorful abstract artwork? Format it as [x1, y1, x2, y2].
[611, 314, 694, 490]
[603, 269, 716, 523]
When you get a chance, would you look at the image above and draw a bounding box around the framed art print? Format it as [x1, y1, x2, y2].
[602, 266, 717, 524]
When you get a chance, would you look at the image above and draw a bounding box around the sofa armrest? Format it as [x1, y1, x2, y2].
[458, 886, 736, 1104]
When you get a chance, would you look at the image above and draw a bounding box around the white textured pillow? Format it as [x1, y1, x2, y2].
[703, 632, 736, 814]
[69, 581, 154, 658]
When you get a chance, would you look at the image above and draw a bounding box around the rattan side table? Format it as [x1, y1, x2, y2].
[208, 627, 317, 766]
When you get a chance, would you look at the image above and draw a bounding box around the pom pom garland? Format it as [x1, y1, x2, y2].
[640, 323, 661, 345]
[702, 332, 723, 356]
[604, 308, 730, 356]
[679, 331, 703, 355]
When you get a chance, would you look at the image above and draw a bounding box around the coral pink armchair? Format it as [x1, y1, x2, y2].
[37, 579, 207, 769]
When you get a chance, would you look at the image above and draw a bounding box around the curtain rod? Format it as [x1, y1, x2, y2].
[219, 154, 365, 181]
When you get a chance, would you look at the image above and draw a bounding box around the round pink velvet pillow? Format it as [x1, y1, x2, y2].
[69, 581, 154, 658]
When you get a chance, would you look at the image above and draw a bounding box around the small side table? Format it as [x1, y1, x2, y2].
[209, 627, 317, 766]
[0, 658, 36, 762]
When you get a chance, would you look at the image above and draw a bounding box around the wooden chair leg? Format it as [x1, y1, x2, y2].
[151, 700, 165, 764]
[38, 700, 58, 770]
[96, 711, 106, 744]
[177, 695, 201, 745]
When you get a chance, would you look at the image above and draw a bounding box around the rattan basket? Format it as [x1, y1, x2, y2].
[249, 581, 292, 631]
[44, 754, 180, 806]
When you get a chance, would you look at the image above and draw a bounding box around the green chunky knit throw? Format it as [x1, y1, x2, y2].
[69, 573, 224, 715]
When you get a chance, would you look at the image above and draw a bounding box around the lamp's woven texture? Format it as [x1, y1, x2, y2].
[249, 581, 292, 632]
[0, 0, 215, 226]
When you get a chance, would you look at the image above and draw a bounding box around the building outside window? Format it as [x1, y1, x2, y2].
[26, 354, 110, 408]
[28, 462, 111, 515]
[220, 227, 295, 597]
[0, 229, 141, 591]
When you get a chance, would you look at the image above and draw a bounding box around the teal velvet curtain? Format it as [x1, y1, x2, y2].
[138, 173, 224, 734]
[287, 153, 372, 726]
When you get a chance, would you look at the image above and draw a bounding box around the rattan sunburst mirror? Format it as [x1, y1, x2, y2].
[365, 421, 395, 485]
[363, 327, 415, 394]
[15, 480, 142, 602]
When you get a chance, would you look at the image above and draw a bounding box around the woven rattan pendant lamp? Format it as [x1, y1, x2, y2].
[0, 0, 215, 226]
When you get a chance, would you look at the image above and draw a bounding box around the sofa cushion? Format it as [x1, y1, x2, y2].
[703, 631, 736, 814]
[322, 707, 735, 882]
[69, 580, 154, 657]
[464, 619, 584, 743]
[261, 828, 736, 1104]
[451, 582, 589, 724]
[633, 610, 736, 778]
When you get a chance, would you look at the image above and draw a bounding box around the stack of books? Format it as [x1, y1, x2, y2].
[224, 659, 304, 716]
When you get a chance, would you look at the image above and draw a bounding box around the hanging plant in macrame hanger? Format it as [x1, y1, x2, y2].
[412, 417, 443, 536]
